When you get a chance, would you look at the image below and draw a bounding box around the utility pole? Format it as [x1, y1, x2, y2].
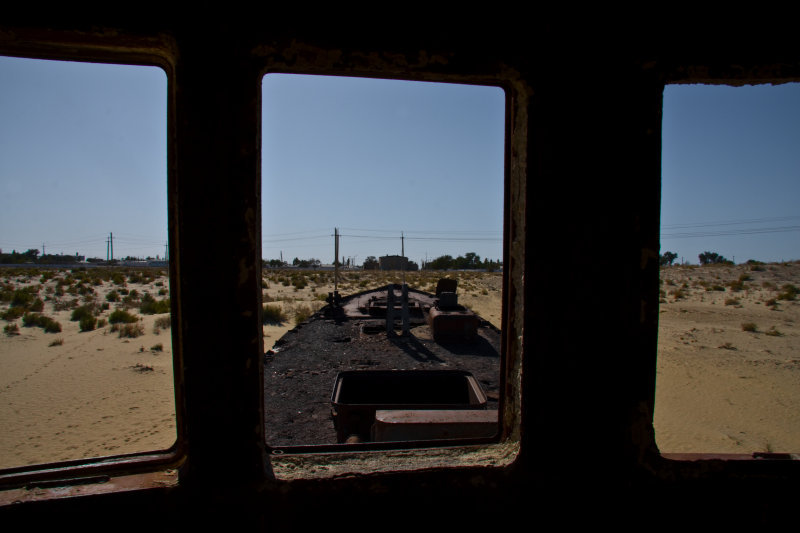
[401, 232, 405, 285]
[334, 227, 339, 294]
[400, 231, 409, 336]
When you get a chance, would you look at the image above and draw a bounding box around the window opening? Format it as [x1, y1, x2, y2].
[656, 82, 800, 455]
[261, 74, 505, 447]
[0, 56, 174, 469]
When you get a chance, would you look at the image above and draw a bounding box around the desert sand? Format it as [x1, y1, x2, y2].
[1, 263, 797, 470]
[655, 261, 800, 454]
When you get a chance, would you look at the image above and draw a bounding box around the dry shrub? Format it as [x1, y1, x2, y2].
[118, 322, 144, 338]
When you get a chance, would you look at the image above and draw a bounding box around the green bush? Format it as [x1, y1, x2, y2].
[22, 312, 40, 327]
[109, 309, 139, 324]
[22, 313, 62, 333]
[10, 288, 36, 308]
[262, 304, 287, 324]
[3, 323, 19, 336]
[140, 293, 170, 314]
[106, 290, 120, 302]
[79, 315, 97, 332]
[71, 305, 95, 322]
[1, 306, 25, 321]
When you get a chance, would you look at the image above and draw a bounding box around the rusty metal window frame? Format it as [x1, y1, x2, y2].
[257, 68, 524, 468]
[653, 78, 800, 470]
[0, 42, 184, 493]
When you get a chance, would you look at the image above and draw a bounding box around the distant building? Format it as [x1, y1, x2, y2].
[379, 255, 408, 271]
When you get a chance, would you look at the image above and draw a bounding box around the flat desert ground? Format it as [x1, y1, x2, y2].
[655, 261, 800, 454]
[1, 263, 798, 470]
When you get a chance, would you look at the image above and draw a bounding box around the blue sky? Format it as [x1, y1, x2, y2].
[261, 74, 505, 266]
[661, 83, 800, 264]
[0, 56, 168, 260]
[0, 56, 797, 265]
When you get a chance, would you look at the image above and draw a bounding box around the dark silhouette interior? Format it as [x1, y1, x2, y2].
[1, 14, 798, 529]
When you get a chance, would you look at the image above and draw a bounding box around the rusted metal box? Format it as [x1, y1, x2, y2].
[427, 306, 479, 342]
[330, 370, 487, 443]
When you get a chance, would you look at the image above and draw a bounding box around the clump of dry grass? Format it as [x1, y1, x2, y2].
[294, 304, 313, 325]
[112, 322, 144, 338]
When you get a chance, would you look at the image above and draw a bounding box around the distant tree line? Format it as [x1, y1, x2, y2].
[263, 252, 501, 272]
[659, 251, 678, 266]
[262, 257, 321, 269]
[698, 251, 733, 265]
[423, 252, 501, 271]
[659, 250, 737, 266]
[0, 248, 82, 264]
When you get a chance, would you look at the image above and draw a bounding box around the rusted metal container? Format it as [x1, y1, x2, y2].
[427, 305, 479, 342]
[330, 370, 487, 443]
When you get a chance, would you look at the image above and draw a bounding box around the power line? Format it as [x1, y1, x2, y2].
[662, 224, 800, 239]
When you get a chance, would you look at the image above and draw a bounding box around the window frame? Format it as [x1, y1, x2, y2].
[257, 69, 518, 459]
[2, 20, 797, 507]
[0, 42, 186, 491]
[653, 79, 800, 465]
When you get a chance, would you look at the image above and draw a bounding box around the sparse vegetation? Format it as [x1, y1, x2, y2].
[21, 312, 62, 333]
[777, 284, 798, 301]
[3, 322, 20, 336]
[1, 306, 25, 321]
[117, 322, 144, 338]
[139, 293, 170, 314]
[70, 304, 95, 322]
[109, 309, 139, 324]
[741, 322, 758, 333]
[294, 304, 313, 324]
[154, 315, 171, 330]
[48, 338, 64, 346]
[79, 314, 97, 332]
[263, 304, 288, 324]
[670, 288, 687, 300]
